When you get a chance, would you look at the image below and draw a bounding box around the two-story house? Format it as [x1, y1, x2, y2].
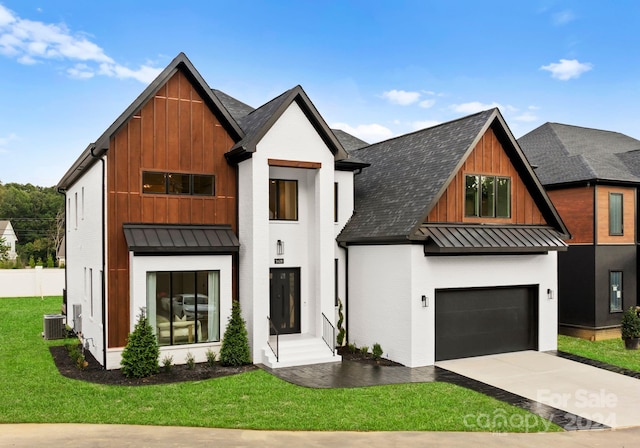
[58, 53, 568, 369]
[519, 123, 640, 340]
[0, 220, 18, 261]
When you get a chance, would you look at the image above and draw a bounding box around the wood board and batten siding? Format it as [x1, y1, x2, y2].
[596, 185, 635, 245]
[427, 127, 546, 225]
[106, 70, 237, 348]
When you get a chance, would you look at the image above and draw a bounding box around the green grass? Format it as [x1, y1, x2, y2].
[0, 297, 560, 432]
[558, 334, 640, 372]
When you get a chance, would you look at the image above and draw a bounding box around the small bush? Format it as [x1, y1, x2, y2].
[28, 256, 35, 268]
[161, 354, 173, 373]
[66, 342, 88, 370]
[360, 346, 369, 356]
[336, 298, 345, 346]
[120, 309, 159, 379]
[206, 348, 217, 367]
[36, 257, 43, 267]
[219, 300, 251, 366]
[348, 343, 357, 354]
[372, 343, 383, 360]
[185, 352, 196, 370]
[46, 254, 54, 268]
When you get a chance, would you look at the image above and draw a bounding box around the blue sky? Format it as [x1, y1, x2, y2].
[1, 1, 640, 187]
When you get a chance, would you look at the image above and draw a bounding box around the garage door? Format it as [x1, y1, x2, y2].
[435, 286, 538, 362]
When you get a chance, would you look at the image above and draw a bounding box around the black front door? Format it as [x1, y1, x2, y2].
[270, 268, 301, 334]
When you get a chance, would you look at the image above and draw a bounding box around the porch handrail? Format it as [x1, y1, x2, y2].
[267, 316, 279, 363]
[321, 313, 336, 356]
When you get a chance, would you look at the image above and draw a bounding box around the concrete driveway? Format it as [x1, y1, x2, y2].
[437, 351, 640, 429]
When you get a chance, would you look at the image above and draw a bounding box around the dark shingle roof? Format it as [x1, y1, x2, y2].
[338, 109, 497, 242]
[331, 129, 369, 153]
[518, 123, 640, 186]
[211, 89, 255, 121]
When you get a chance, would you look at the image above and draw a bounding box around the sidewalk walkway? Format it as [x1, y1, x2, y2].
[2, 423, 640, 448]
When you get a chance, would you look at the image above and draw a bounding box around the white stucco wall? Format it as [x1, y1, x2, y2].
[238, 101, 338, 363]
[348, 244, 559, 367]
[104, 253, 234, 369]
[64, 159, 105, 366]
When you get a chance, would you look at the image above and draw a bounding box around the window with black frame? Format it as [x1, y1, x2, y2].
[146, 270, 220, 346]
[269, 179, 298, 220]
[609, 193, 623, 235]
[465, 174, 511, 218]
[142, 171, 215, 196]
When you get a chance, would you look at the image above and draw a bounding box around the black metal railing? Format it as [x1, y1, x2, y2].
[321, 313, 336, 356]
[267, 316, 279, 363]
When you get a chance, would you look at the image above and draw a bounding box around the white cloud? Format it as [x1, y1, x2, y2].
[411, 120, 441, 131]
[0, 4, 161, 83]
[541, 59, 593, 80]
[513, 112, 538, 122]
[331, 122, 394, 143]
[419, 99, 436, 108]
[381, 89, 421, 106]
[450, 101, 503, 114]
[553, 10, 575, 25]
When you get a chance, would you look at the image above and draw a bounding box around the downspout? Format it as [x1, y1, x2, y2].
[90, 146, 107, 369]
[56, 187, 68, 315]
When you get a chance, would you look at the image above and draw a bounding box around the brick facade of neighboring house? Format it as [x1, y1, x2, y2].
[519, 123, 640, 340]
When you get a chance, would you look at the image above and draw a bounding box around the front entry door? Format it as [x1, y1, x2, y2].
[270, 268, 301, 334]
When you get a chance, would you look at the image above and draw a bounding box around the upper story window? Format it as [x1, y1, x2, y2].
[334, 182, 339, 223]
[142, 172, 215, 196]
[269, 179, 298, 221]
[465, 175, 511, 218]
[609, 193, 623, 235]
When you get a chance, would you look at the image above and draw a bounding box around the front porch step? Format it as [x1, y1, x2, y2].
[262, 334, 341, 368]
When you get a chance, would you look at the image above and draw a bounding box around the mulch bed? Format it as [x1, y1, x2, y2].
[49, 344, 257, 386]
[336, 346, 403, 366]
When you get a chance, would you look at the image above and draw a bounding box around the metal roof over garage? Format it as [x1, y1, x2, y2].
[123, 224, 239, 254]
[416, 224, 567, 254]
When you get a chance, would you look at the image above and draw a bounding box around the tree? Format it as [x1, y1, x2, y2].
[0, 237, 8, 261]
[219, 301, 251, 366]
[120, 309, 160, 378]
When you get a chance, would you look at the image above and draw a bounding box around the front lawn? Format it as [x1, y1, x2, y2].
[558, 334, 640, 372]
[0, 297, 560, 432]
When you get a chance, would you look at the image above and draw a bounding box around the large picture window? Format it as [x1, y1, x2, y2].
[146, 270, 220, 346]
[142, 172, 215, 196]
[609, 193, 623, 235]
[269, 179, 298, 220]
[610, 271, 623, 312]
[465, 175, 511, 218]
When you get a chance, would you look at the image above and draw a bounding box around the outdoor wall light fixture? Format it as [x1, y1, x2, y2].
[547, 288, 554, 300]
[421, 295, 428, 307]
[277, 239, 284, 255]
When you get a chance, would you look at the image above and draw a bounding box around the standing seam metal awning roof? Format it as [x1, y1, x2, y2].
[123, 224, 239, 254]
[415, 224, 567, 254]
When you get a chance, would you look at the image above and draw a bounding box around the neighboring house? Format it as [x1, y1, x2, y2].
[338, 109, 569, 367]
[0, 220, 18, 261]
[56, 236, 65, 267]
[519, 123, 640, 340]
[58, 53, 568, 369]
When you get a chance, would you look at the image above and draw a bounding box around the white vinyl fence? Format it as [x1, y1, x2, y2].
[0, 267, 65, 298]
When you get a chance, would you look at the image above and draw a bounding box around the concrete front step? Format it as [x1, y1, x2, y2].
[262, 335, 341, 368]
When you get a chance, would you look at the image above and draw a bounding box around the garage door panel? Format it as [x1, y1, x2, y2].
[436, 286, 538, 361]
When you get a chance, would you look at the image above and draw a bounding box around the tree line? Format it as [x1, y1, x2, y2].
[0, 182, 64, 266]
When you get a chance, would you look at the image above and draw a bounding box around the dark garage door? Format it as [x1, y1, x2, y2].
[435, 286, 538, 362]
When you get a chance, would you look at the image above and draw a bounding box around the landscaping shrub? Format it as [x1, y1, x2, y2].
[120, 309, 159, 378]
[161, 354, 173, 373]
[348, 343, 357, 354]
[46, 254, 54, 268]
[185, 352, 196, 370]
[206, 348, 217, 367]
[219, 300, 251, 366]
[336, 298, 345, 346]
[360, 346, 369, 356]
[372, 343, 383, 360]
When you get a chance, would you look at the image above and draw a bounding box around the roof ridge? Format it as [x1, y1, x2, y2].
[550, 122, 640, 140]
[356, 108, 496, 153]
